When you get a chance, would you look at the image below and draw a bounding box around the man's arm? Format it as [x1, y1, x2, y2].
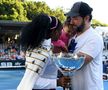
[77, 52, 93, 64]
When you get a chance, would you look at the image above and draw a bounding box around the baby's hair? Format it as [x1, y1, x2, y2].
[63, 20, 71, 28]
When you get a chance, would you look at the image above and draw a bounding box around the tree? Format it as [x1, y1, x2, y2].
[0, 0, 66, 22]
[0, 0, 28, 21]
[23, 1, 66, 22]
[50, 8, 66, 23]
[92, 19, 108, 28]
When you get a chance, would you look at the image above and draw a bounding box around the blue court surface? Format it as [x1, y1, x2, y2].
[0, 70, 107, 90]
[0, 70, 24, 90]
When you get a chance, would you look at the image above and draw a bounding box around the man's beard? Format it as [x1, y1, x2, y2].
[72, 21, 85, 33]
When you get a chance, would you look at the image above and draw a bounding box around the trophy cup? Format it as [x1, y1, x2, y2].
[52, 53, 85, 90]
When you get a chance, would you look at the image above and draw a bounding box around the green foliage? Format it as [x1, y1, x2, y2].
[92, 19, 108, 28]
[23, 1, 66, 22]
[0, 0, 28, 21]
[0, 0, 66, 22]
[49, 8, 66, 23]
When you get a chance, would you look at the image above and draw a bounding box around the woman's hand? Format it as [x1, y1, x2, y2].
[57, 76, 71, 87]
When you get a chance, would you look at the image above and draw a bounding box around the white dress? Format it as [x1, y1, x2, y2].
[17, 39, 58, 90]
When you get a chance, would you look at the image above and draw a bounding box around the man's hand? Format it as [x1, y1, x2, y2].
[57, 76, 71, 87]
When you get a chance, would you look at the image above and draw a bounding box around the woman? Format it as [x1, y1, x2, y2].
[17, 13, 64, 90]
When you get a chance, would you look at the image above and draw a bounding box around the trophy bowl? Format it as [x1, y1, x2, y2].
[52, 53, 85, 90]
[52, 53, 85, 76]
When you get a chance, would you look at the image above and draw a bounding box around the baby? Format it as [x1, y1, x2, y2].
[52, 20, 76, 53]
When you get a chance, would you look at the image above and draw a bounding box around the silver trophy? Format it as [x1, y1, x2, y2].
[53, 53, 85, 90]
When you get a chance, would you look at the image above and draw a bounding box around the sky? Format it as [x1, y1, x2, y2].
[28, 0, 108, 24]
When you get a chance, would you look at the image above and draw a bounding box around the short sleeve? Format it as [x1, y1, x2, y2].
[79, 36, 103, 58]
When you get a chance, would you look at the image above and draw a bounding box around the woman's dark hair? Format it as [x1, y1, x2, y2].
[20, 13, 62, 51]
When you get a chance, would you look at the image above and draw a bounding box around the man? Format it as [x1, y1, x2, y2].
[59, 1, 104, 90]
